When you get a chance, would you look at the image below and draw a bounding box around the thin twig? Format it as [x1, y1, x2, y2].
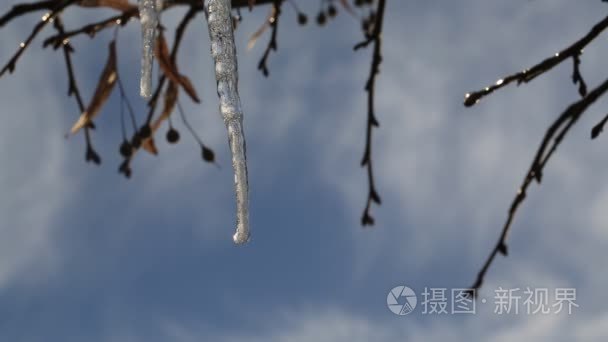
[463, 14, 608, 107]
[470, 76, 608, 294]
[43, 9, 136, 48]
[54, 15, 101, 164]
[0, 0, 55, 27]
[257, 0, 282, 77]
[355, 0, 385, 226]
[0, 0, 78, 77]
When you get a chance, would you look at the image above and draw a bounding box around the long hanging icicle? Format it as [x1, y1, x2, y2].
[138, 0, 159, 98]
[205, 0, 250, 244]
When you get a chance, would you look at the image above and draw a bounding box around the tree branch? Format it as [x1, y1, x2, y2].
[54, 15, 101, 164]
[257, 0, 281, 76]
[463, 13, 608, 107]
[0, 0, 78, 77]
[0, 0, 55, 26]
[43, 8, 135, 48]
[469, 75, 608, 295]
[355, 0, 385, 226]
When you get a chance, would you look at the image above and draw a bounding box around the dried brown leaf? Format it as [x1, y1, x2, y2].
[155, 33, 200, 103]
[78, 0, 136, 12]
[247, 7, 275, 50]
[69, 41, 117, 135]
[141, 82, 178, 155]
[141, 136, 158, 155]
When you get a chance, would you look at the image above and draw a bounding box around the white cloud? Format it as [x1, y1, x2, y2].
[1, 1, 608, 340]
[160, 302, 605, 342]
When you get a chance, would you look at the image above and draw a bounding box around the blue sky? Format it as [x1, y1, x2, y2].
[1, 0, 608, 341]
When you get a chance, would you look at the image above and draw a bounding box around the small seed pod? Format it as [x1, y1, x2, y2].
[201, 146, 215, 162]
[297, 13, 308, 26]
[316, 11, 327, 26]
[327, 5, 337, 18]
[131, 135, 142, 149]
[166, 128, 180, 144]
[120, 140, 132, 158]
[138, 124, 152, 139]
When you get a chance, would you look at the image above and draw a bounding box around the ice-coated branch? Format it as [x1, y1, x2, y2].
[205, 0, 250, 244]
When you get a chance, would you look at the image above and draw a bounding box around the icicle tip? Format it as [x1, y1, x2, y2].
[233, 228, 250, 245]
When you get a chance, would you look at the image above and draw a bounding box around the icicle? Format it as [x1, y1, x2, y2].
[138, 0, 158, 98]
[204, 0, 250, 244]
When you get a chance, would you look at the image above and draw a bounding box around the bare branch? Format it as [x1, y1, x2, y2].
[43, 9, 135, 48]
[0, 0, 79, 77]
[257, 0, 281, 77]
[463, 14, 608, 107]
[0, 0, 55, 27]
[53, 15, 101, 165]
[355, 0, 386, 226]
[469, 76, 608, 295]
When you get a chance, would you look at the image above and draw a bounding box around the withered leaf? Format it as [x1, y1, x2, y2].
[247, 7, 275, 51]
[141, 136, 158, 155]
[155, 33, 200, 103]
[77, 0, 136, 12]
[141, 82, 178, 155]
[69, 41, 117, 135]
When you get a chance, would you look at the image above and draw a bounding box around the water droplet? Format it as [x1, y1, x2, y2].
[495, 79, 504, 86]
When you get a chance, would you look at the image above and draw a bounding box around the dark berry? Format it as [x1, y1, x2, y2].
[131, 135, 142, 149]
[201, 146, 215, 162]
[316, 12, 326, 26]
[166, 128, 180, 144]
[297, 13, 308, 25]
[119, 140, 132, 158]
[327, 5, 337, 18]
[138, 124, 152, 139]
